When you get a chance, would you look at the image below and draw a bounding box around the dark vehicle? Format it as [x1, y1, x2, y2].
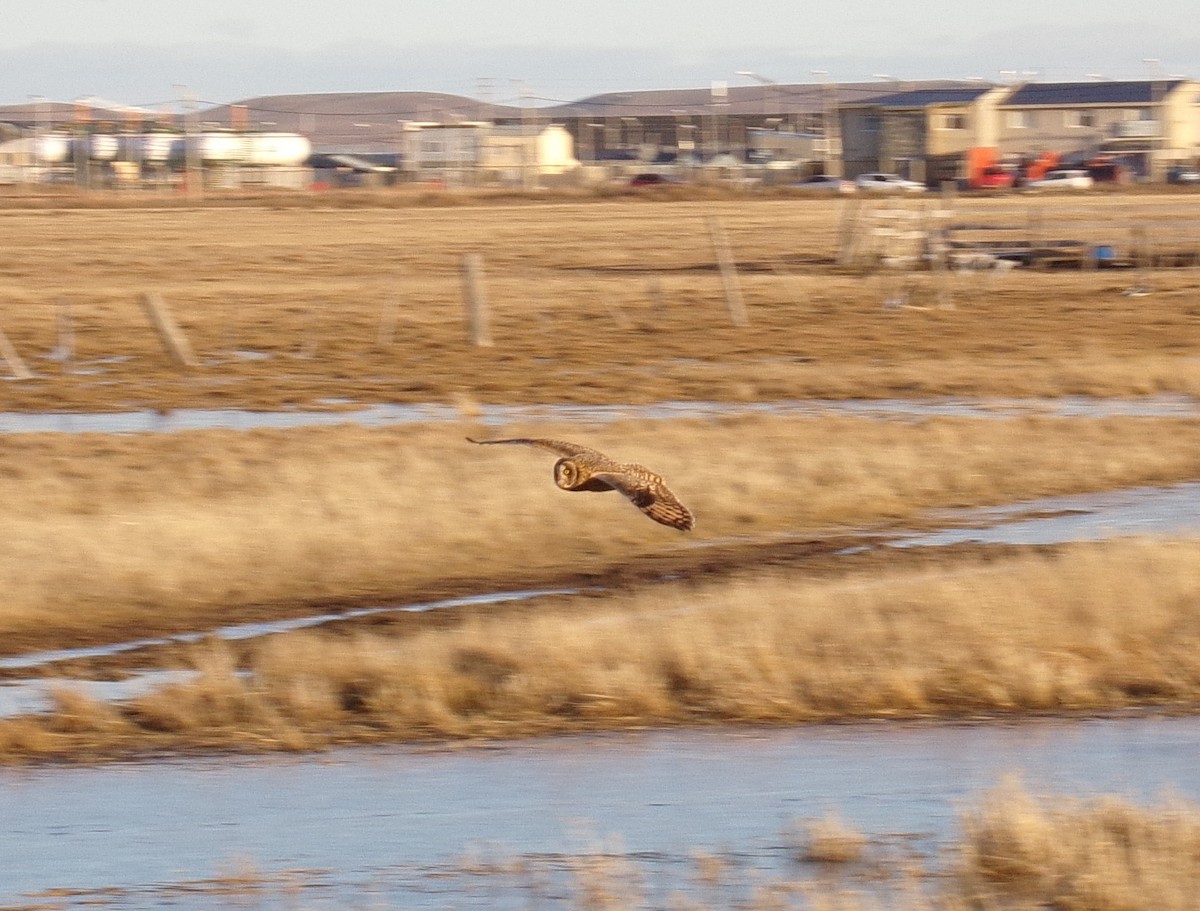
[629, 172, 678, 187]
[1167, 166, 1200, 185]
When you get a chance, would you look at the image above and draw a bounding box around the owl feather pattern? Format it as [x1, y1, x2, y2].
[467, 437, 695, 531]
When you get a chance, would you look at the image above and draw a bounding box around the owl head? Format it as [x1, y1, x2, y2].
[553, 457, 589, 490]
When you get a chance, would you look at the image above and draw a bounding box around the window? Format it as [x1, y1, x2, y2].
[1067, 110, 1097, 128]
[941, 113, 967, 130]
[1007, 110, 1031, 129]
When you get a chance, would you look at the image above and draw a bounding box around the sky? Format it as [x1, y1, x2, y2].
[4, 1, 1199, 108]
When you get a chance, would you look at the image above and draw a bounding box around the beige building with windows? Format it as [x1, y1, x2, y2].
[995, 80, 1200, 179]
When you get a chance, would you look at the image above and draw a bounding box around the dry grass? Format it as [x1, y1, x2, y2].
[1, 195, 1199, 411]
[2, 413, 1200, 653]
[796, 812, 869, 865]
[956, 780, 1200, 911]
[3, 537, 1198, 760]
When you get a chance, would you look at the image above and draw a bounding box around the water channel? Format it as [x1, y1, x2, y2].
[0, 394, 1197, 434]
[2, 716, 1199, 908]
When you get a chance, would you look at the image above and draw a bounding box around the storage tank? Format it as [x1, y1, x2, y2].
[34, 133, 72, 163]
[245, 133, 311, 166]
[139, 133, 181, 164]
[195, 132, 247, 163]
[88, 134, 119, 161]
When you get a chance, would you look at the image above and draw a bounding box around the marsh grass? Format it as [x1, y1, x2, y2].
[796, 813, 869, 865]
[956, 780, 1200, 911]
[3, 537, 1198, 760]
[3, 414, 1200, 652]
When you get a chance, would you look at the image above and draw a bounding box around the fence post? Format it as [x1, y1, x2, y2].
[460, 253, 493, 347]
[140, 292, 198, 368]
[54, 296, 74, 371]
[0, 327, 32, 380]
[706, 216, 749, 327]
[378, 293, 400, 348]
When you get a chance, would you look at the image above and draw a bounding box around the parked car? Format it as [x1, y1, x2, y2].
[628, 172, 680, 187]
[854, 172, 927, 193]
[788, 174, 855, 193]
[1167, 166, 1200, 185]
[1024, 169, 1094, 190]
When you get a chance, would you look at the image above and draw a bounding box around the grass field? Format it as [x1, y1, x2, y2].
[1, 189, 1199, 761]
[1, 191, 1199, 411]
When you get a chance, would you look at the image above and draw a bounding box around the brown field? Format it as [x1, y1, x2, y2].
[0, 191, 1198, 411]
[1, 190, 1199, 761]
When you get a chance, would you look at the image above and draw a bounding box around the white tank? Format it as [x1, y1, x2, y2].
[245, 133, 312, 166]
[195, 132, 247, 163]
[89, 134, 119, 161]
[34, 133, 72, 163]
[139, 133, 182, 163]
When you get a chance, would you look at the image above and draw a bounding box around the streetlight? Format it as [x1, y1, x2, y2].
[812, 69, 839, 174]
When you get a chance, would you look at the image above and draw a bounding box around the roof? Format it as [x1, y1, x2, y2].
[859, 86, 995, 108]
[544, 81, 966, 118]
[1005, 80, 1186, 106]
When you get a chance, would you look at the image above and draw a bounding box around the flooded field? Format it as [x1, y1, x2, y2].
[2, 193, 1199, 908]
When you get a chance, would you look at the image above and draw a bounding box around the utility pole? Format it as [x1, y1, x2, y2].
[509, 79, 535, 190]
[174, 84, 202, 199]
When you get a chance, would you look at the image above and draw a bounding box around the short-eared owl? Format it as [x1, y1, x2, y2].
[467, 437, 695, 531]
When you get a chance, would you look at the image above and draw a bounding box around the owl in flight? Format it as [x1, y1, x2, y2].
[467, 437, 695, 531]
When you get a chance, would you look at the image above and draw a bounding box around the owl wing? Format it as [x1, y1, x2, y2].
[590, 467, 695, 531]
[467, 437, 612, 462]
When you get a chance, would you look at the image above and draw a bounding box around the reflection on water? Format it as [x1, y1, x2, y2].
[0, 394, 1197, 434]
[2, 716, 1198, 909]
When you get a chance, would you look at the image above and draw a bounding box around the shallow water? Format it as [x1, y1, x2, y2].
[0, 588, 577, 674]
[0, 670, 198, 717]
[0, 394, 1197, 434]
[901, 481, 1200, 546]
[2, 716, 1198, 909]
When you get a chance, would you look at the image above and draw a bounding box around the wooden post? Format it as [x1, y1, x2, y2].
[706, 216, 748, 327]
[140, 292, 198, 367]
[377, 293, 400, 348]
[647, 275, 666, 314]
[0, 327, 32, 380]
[836, 195, 863, 265]
[54, 296, 74, 372]
[460, 253, 493, 347]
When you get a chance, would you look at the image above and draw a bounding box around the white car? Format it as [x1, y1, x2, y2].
[854, 172, 927, 193]
[788, 174, 855, 193]
[1025, 169, 1094, 190]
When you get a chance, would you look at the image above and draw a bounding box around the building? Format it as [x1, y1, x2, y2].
[995, 80, 1200, 180]
[839, 85, 1006, 184]
[3, 80, 1199, 189]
